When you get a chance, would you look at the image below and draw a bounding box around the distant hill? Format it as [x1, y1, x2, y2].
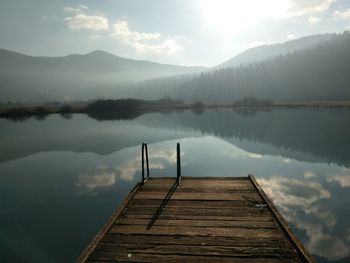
[133, 32, 350, 103]
[0, 49, 206, 102]
[216, 33, 336, 69]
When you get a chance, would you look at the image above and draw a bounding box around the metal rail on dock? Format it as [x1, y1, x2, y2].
[141, 142, 182, 184]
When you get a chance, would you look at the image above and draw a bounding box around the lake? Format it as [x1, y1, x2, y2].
[1, 108, 350, 263]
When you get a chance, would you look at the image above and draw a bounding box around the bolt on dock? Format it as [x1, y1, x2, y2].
[78, 143, 314, 263]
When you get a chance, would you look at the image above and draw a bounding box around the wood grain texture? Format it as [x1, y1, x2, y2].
[78, 176, 312, 263]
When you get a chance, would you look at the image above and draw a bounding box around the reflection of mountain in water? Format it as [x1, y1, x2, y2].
[0, 114, 199, 163]
[1, 109, 349, 167]
[137, 109, 350, 167]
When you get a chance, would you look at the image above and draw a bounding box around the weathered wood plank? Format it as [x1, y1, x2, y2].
[123, 207, 271, 217]
[96, 242, 299, 258]
[140, 187, 256, 193]
[148, 176, 250, 182]
[89, 251, 301, 263]
[115, 218, 278, 228]
[145, 179, 253, 188]
[120, 214, 274, 221]
[133, 191, 263, 201]
[129, 199, 262, 208]
[102, 234, 292, 248]
[78, 176, 311, 263]
[109, 225, 284, 238]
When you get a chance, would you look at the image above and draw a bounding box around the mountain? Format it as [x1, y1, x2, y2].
[133, 31, 350, 103]
[0, 49, 207, 102]
[216, 33, 336, 69]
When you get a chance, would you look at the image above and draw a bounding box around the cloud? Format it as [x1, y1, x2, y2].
[258, 176, 331, 214]
[256, 176, 350, 260]
[248, 153, 263, 159]
[116, 149, 180, 181]
[334, 9, 350, 20]
[111, 20, 160, 42]
[64, 14, 109, 31]
[328, 174, 350, 187]
[298, 221, 350, 260]
[132, 39, 183, 54]
[89, 35, 102, 40]
[308, 16, 322, 23]
[63, 5, 88, 13]
[111, 20, 182, 55]
[304, 171, 315, 179]
[76, 172, 116, 190]
[287, 0, 335, 16]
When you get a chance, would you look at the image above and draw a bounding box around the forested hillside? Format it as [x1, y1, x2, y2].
[135, 32, 350, 103]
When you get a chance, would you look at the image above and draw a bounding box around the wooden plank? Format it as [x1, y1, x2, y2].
[102, 234, 293, 248]
[140, 187, 256, 193]
[128, 203, 267, 210]
[249, 175, 315, 263]
[79, 176, 312, 263]
[89, 251, 301, 263]
[133, 191, 263, 201]
[120, 214, 274, 221]
[96, 242, 299, 258]
[145, 179, 253, 188]
[129, 199, 263, 208]
[123, 207, 271, 217]
[146, 177, 250, 182]
[77, 182, 143, 263]
[109, 225, 284, 238]
[115, 218, 278, 228]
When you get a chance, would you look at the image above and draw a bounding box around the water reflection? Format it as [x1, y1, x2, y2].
[1, 108, 350, 168]
[0, 109, 350, 262]
[76, 172, 116, 193]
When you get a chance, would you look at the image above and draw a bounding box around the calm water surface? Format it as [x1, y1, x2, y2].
[1, 108, 350, 262]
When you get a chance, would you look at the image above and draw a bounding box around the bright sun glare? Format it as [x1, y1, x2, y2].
[200, 0, 290, 36]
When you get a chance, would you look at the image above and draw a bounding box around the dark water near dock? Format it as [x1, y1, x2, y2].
[1, 108, 350, 262]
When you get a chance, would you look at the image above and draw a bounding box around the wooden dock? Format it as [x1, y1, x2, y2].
[78, 176, 314, 262]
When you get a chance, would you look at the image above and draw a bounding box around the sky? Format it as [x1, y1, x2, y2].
[0, 0, 349, 66]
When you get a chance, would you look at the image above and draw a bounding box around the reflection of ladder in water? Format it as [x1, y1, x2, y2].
[141, 142, 181, 184]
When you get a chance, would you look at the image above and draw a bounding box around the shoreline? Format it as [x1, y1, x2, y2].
[1, 101, 350, 118]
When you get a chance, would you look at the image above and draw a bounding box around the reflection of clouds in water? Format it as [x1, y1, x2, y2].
[259, 176, 330, 213]
[303, 171, 315, 179]
[75, 149, 180, 193]
[327, 169, 350, 187]
[76, 172, 116, 191]
[118, 159, 163, 181]
[117, 149, 180, 181]
[248, 153, 263, 159]
[257, 176, 350, 260]
[304, 224, 350, 260]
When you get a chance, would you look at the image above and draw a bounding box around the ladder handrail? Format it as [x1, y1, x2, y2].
[140, 142, 181, 184]
[176, 142, 181, 184]
[141, 142, 150, 183]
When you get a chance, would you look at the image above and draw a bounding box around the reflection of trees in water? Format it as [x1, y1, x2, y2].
[4, 115, 31, 122]
[234, 109, 350, 166]
[190, 107, 205, 115]
[60, 112, 73, 120]
[140, 109, 350, 167]
[86, 110, 143, 121]
[83, 108, 350, 167]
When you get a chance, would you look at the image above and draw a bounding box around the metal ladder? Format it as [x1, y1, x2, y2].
[141, 142, 181, 184]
